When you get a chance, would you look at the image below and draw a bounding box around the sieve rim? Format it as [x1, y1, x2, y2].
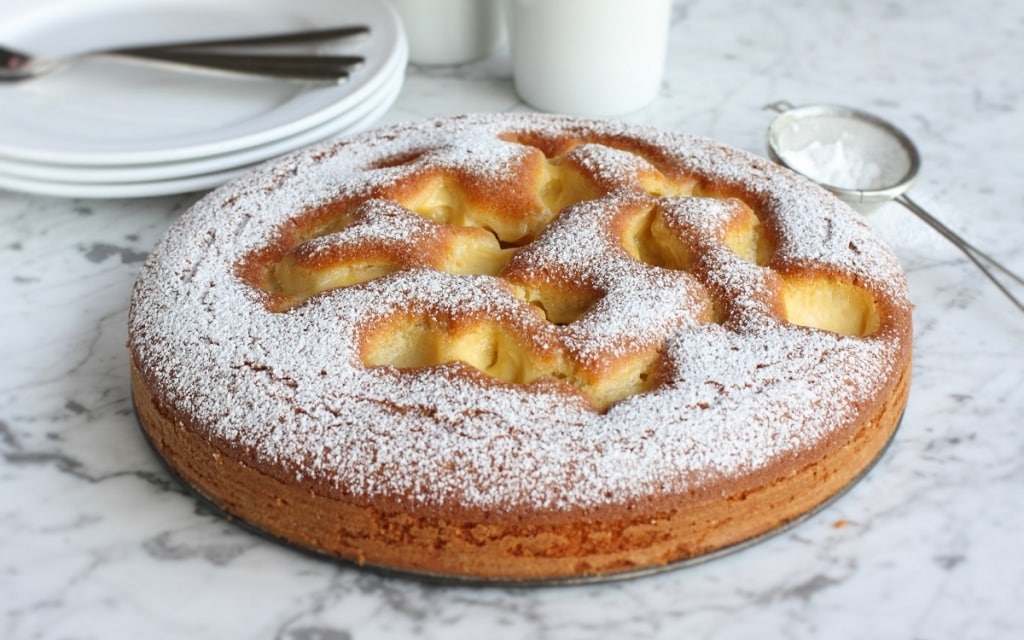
[766, 103, 922, 208]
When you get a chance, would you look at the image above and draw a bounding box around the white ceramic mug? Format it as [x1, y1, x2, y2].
[506, 0, 671, 116]
[391, 0, 503, 66]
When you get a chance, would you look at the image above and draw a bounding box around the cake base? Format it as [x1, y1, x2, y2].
[132, 359, 909, 586]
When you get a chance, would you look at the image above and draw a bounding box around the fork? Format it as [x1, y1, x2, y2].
[0, 25, 370, 83]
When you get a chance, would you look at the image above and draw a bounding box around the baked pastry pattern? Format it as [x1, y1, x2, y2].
[129, 114, 912, 581]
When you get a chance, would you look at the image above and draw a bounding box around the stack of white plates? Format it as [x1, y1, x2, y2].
[0, 0, 407, 198]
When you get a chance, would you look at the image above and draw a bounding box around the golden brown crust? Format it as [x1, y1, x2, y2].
[133, 357, 909, 581]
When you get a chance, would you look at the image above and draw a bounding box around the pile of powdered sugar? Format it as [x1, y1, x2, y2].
[128, 114, 912, 512]
[777, 116, 913, 191]
[783, 136, 888, 190]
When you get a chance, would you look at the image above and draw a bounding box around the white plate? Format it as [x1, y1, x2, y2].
[0, 0, 405, 165]
[0, 64, 404, 199]
[0, 49, 406, 184]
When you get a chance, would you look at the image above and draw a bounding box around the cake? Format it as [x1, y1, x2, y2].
[129, 113, 912, 582]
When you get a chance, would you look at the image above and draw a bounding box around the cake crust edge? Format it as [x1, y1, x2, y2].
[131, 355, 910, 581]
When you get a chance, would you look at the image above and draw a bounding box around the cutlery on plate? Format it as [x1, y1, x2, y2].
[0, 25, 371, 83]
[116, 24, 369, 52]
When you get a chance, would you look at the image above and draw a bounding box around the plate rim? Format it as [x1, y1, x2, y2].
[0, 63, 404, 199]
[0, 57, 406, 184]
[0, 0, 405, 165]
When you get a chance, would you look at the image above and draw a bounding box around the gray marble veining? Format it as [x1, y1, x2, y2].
[2, 1, 1022, 638]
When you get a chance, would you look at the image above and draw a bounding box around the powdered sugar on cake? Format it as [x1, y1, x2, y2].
[129, 114, 911, 511]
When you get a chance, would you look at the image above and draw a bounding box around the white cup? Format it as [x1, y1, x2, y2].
[391, 0, 503, 66]
[506, 0, 671, 116]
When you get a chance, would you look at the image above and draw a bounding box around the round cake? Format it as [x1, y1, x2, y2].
[129, 113, 912, 582]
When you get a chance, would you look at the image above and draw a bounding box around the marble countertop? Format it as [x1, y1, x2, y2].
[2, 1, 1022, 638]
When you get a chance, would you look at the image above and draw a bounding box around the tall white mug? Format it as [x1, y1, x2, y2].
[506, 0, 672, 116]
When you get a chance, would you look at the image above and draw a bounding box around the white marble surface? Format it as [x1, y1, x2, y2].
[2, 1, 1023, 638]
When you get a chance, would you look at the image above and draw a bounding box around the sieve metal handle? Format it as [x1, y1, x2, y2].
[897, 194, 1024, 313]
